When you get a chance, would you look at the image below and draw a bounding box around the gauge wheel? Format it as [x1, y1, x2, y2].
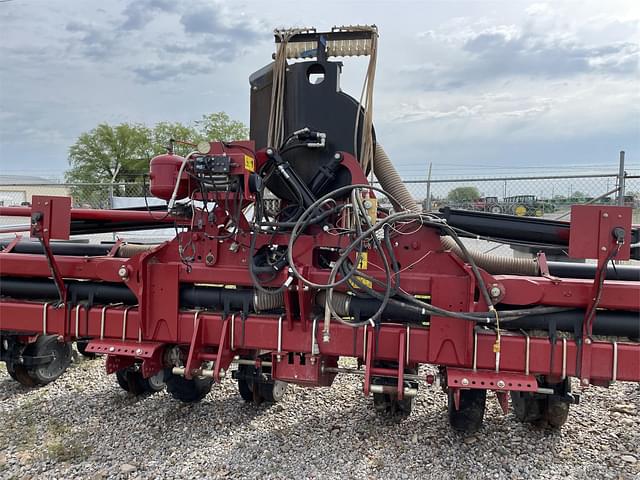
[165, 369, 213, 403]
[116, 367, 166, 395]
[76, 340, 97, 358]
[23, 335, 72, 386]
[448, 388, 486, 433]
[7, 363, 38, 387]
[371, 365, 418, 419]
[236, 364, 288, 404]
[511, 378, 571, 429]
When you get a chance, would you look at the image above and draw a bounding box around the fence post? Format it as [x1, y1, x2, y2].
[425, 162, 432, 212]
[617, 150, 625, 206]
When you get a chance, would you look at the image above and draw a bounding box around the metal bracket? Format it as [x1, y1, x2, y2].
[85, 339, 165, 378]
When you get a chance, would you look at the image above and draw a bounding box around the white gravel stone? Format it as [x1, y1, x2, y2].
[0, 357, 638, 479]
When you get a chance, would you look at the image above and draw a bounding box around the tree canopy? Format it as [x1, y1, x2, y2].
[65, 113, 248, 184]
[65, 113, 248, 206]
[447, 186, 480, 203]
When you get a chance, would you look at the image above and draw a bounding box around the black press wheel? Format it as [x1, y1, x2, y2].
[5, 340, 38, 387]
[511, 378, 571, 429]
[448, 388, 487, 433]
[259, 379, 288, 403]
[371, 365, 418, 419]
[115, 367, 166, 395]
[165, 369, 213, 403]
[23, 335, 72, 386]
[76, 340, 97, 358]
[372, 392, 414, 418]
[235, 364, 288, 404]
[7, 363, 38, 387]
[237, 376, 255, 402]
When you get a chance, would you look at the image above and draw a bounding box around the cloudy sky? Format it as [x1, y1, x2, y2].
[0, 0, 638, 179]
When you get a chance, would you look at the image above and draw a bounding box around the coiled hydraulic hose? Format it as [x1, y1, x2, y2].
[440, 236, 539, 276]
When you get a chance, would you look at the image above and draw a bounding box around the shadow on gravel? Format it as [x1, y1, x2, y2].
[0, 378, 38, 400]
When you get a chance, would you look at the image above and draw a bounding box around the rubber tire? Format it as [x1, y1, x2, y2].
[490, 205, 502, 214]
[259, 380, 288, 403]
[76, 340, 97, 359]
[373, 392, 414, 418]
[448, 388, 487, 433]
[6, 363, 19, 381]
[236, 365, 287, 404]
[511, 380, 571, 429]
[24, 335, 72, 386]
[7, 363, 38, 387]
[116, 368, 166, 395]
[544, 396, 570, 429]
[238, 377, 255, 402]
[165, 369, 213, 403]
[511, 390, 543, 423]
[371, 366, 418, 419]
[5, 341, 38, 387]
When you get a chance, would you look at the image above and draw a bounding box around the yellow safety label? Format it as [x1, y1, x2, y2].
[357, 252, 368, 270]
[349, 276, 373, 289]
[244, 155, 255, 172]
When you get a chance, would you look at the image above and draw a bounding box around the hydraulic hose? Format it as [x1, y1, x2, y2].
[373, 144, 420, 212]
[316, 291, 427, 324]
[254, 290, 285, 311]
[441, 236, 539, 276]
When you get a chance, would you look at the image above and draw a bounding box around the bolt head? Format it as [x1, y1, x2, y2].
[490, 286, 501, 298]
[461, 378, 469, 386]
[601, 246, 607, 251]
[581, 378, 589, 386]
[602, 212, 608, 218]
[118, 266, 128, 278]
[135, 348, 143, 355]
[109, 346, 115, 352]
[584, 338, 592, 345]
[497, 380, 506, 388]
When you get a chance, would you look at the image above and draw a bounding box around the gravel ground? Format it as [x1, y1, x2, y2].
[0, 355, 638, 480]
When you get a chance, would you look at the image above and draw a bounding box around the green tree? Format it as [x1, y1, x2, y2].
[196, 112, 248, 141]
[447, 186, 480, 204]
[571, 191, 586, 200]
[151, 121, 200, 157]
[65, 112, 248, 206]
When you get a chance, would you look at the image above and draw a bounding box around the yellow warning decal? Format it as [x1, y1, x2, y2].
[357, 252, 368, 270]
[244, 155, 255, 172]
[349, 252, 370, 289]
[349, 276, 373, 289]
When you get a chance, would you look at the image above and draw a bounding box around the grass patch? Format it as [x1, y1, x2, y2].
[44, 420, 91, 464]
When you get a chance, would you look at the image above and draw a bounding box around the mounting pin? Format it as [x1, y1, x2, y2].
[118, 266, 128, 280]
[461, 378, 469, 386]
[497, 380, 506, 389]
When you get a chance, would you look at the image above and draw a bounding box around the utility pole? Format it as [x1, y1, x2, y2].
[617, 150, 625, 206]
[425, 162, 432, 212]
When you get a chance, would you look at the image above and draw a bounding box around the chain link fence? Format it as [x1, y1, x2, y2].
[403, 173, 639, 221]
[1, 173, 638, 221]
